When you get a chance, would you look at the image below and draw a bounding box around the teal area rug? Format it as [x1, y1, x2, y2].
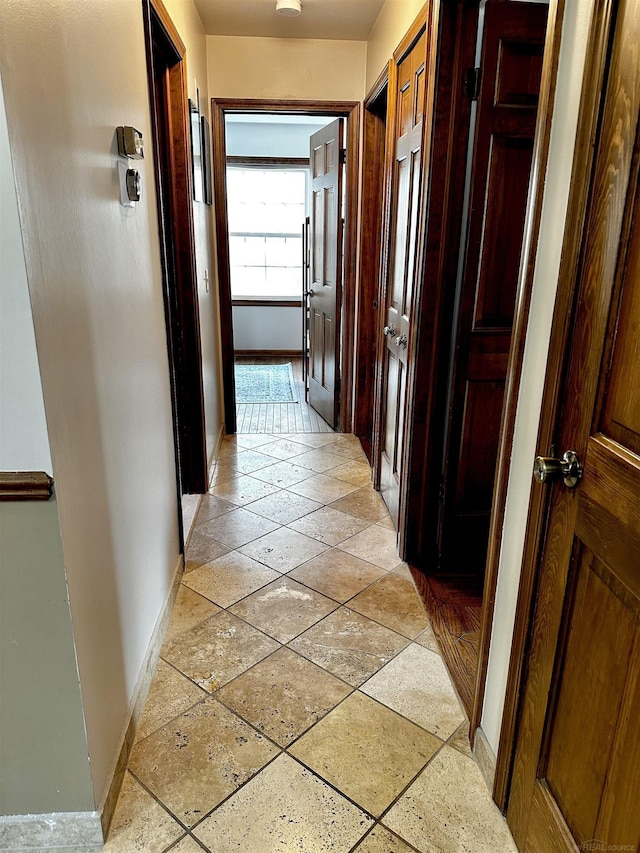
[235, 362, 298, 403]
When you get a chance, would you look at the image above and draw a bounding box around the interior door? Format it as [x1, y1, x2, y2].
[508, 2, 640, 849]
[379, 29, 427, 526]
[438, 0, 547, 573]
[308, 118, 344, 428]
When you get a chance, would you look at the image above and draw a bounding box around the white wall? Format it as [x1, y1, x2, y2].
[0, 0, 191, 813]
[481, 0, 595, 755]
[207, 36, 367, 102]
[0, 81, 52, 474]
[365, 0, 424, 93]
[226, 120, 329, 158]
[233, 305, 302, 352]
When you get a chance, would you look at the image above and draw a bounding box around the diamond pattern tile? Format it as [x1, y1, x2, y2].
[106, 421, 516, 853]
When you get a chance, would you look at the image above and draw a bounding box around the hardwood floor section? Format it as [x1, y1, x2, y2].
[234, 356, 333, 434]
[409, 568, 482, 717]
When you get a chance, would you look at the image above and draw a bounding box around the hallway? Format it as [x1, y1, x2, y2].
[105, 431, 517, 852]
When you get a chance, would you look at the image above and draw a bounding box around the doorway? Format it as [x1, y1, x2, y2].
[354, 69, 389, 464]
[364, 0, 550, 719]
[222, 113, 336, 433]
[211, 99, 360, 437]
[417, 0, 549, 717]
[142, 0, 208, 509]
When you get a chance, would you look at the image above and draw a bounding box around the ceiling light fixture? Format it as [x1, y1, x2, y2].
[276, 0, 302, 16]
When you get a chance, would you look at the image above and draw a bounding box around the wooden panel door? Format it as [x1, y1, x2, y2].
[379, 30, 427, 525]
[439, 0, 547, 573]
[308, 119, 344, 428]
[508, 2, 640, 849]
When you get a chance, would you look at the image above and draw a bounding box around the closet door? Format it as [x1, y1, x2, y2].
[379, 27, 427, 525]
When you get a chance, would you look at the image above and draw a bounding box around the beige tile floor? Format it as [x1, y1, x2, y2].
[105, 432, 518, 853]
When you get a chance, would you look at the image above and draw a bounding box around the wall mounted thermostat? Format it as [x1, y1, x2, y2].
[116, 126, 144, 159]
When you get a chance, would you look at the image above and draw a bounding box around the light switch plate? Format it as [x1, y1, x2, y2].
[118, 160, 135, 207]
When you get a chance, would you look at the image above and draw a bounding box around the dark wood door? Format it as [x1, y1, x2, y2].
[355, 74, 388, 463]
[308, 119, 344, 428]
[439, 0, 546, 573]
[508, 2, 640, 849]
[143, 0, 207, 496]
[379, 30, 427, 525]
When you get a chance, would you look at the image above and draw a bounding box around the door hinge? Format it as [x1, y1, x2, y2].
[339, 148, 347, 165]
[463, 67, 481, 101]
[438, 478, 446, 506]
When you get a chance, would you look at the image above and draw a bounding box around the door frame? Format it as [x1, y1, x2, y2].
[485, 0, 617, 813]
[210, 98, 360, 435]
[379, 0, 479, 558]
[354, 64, 390, 463]
[141, 0, 208, 498]
[371, 2, 434, 527]
[468, 0, 565, 749]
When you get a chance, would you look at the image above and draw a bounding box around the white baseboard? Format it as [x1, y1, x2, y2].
[473, 725, 497, 792]
[212, 423, 224, 462]
[97, 554, 184, 836]
[0, 811, 102, 851]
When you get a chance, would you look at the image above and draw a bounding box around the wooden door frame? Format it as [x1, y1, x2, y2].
[483, 0, 617, 812]
[211, 98, 360, 436]
[467, 0, 565, 746]
[354, 64, 390, 463]
[372, 4, 433, 511]
[384, 0, 479, 560]
[142, 0, 208, 497]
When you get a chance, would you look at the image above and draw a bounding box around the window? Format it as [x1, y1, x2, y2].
[227, 166, 307, 300]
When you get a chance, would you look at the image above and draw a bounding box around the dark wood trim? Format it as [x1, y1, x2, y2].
[0, 472, 54, 501]
[235, 349, 302, 358]
[145, 0, 185, 55]
[232, 299, 302, 308]
[341, 102, 361, 434]
[211, 99, 237, 435]
[493, 0, 615, 813]
[142, 0, 208, 495]
[355, 63, 390, 461]
[211, 97, 360, 436]
[393, 2, 430, 64]
[372, 56, 399, 490]
[227, 156, 308, 168]
[215, 98, 360, 115]
[366, 61, 392, 108]
[470, 0, 564, 753]
[400, 0, 479, 560]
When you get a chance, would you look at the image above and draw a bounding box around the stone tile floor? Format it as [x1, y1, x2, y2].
[105, 432, 517, 852]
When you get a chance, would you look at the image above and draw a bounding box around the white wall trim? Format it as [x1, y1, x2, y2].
[212, 423, 224, 463]
[97, 554, 184, 835]
[0, 811, 102, 851]
[473, 725, 497, 793]
[182, 424, 224, 547]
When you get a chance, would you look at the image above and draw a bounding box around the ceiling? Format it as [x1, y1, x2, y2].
[194, 0, 386, 41]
